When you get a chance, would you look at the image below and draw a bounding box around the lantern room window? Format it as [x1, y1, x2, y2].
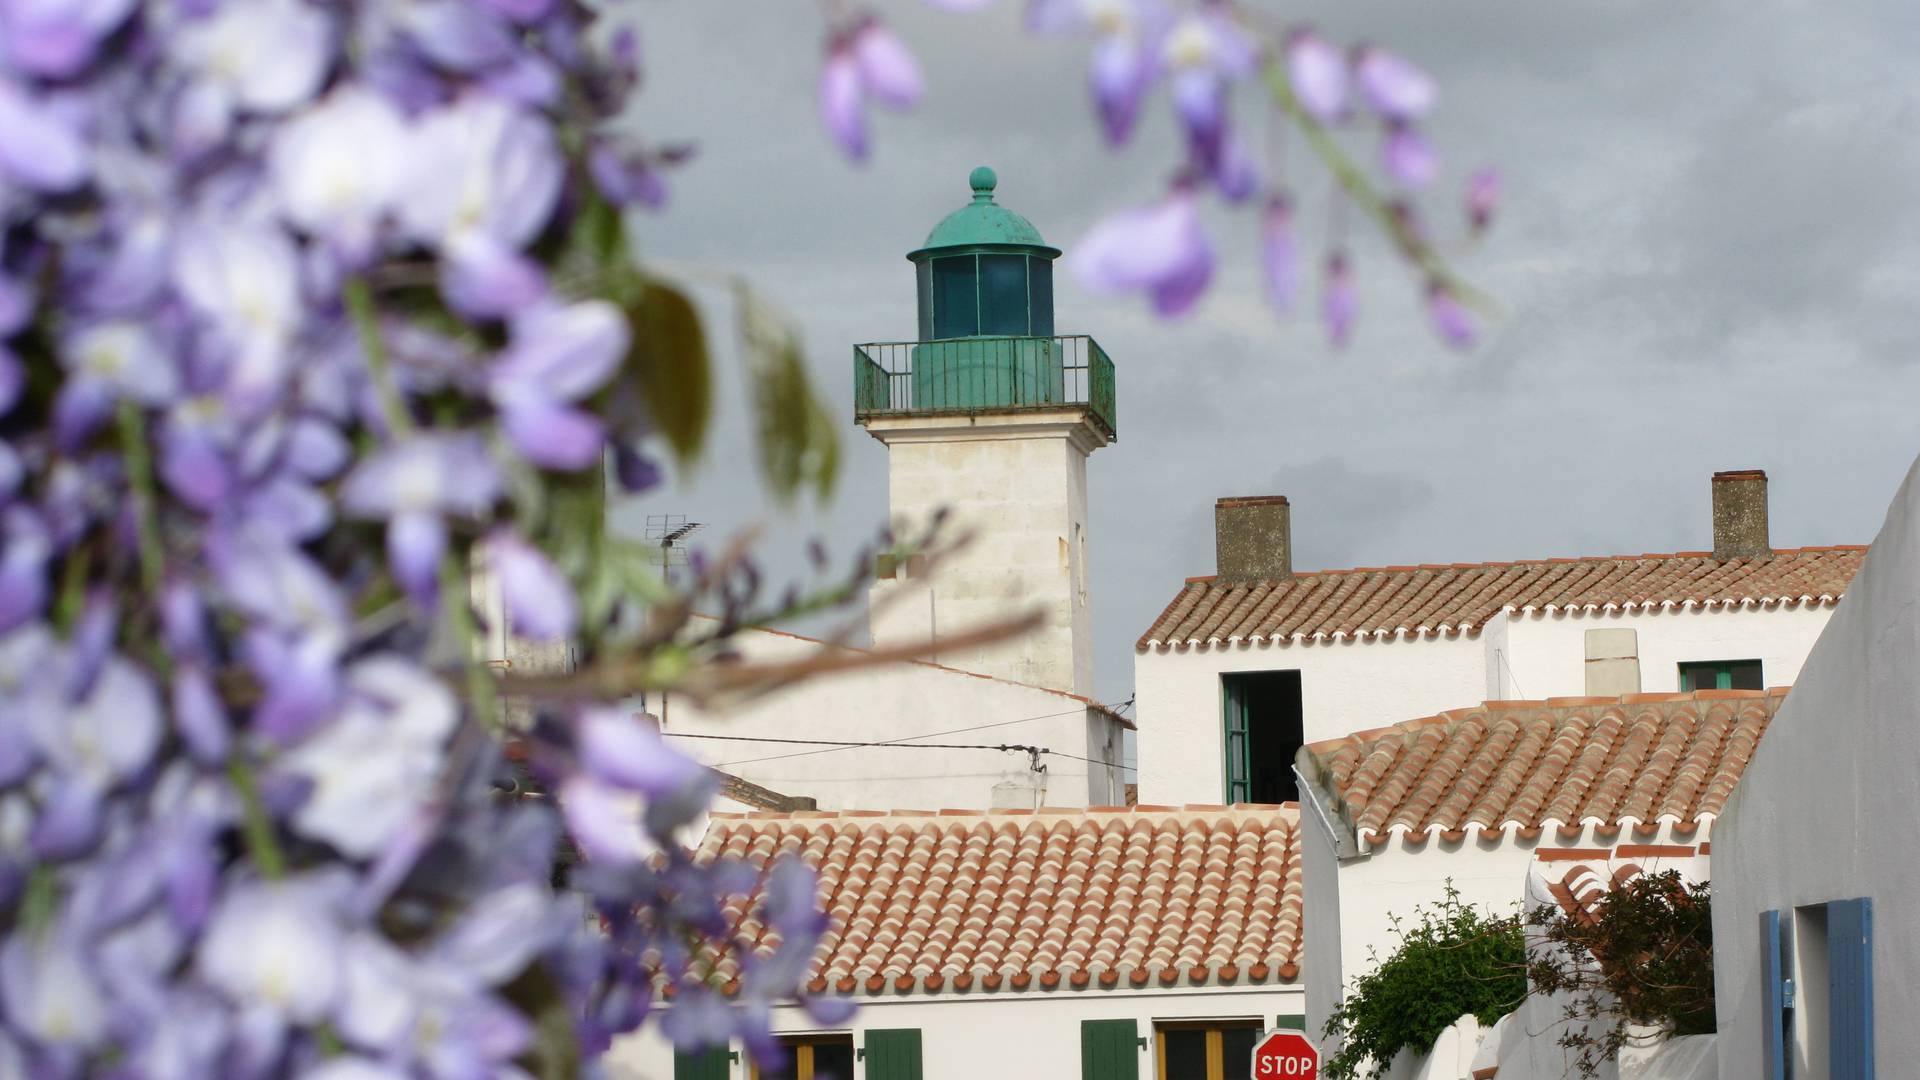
[921, 253, 1055, 339]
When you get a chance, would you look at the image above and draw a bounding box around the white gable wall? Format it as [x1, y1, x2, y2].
[1712, 454, 1920, 1080]
[1136, 605, 1834, 807]
[1137, 634, 1484, 805]
[1498, 604, 1833, 700]
[659, 621, 1126, 810]
[1299, 789, 1711, 1066]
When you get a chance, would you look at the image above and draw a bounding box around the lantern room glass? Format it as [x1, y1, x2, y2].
[918, 253, 1054, 340]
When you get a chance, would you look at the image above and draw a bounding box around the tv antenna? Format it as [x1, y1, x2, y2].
[644, 514, 704, 580]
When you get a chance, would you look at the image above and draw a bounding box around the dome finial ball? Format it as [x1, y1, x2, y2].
[969, 165, 997, 198]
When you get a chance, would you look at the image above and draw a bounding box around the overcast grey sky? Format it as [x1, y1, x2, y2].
[613, 0, 1920, 708]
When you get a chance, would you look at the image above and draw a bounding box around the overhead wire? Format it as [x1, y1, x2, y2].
[701, 707, 1091, 766]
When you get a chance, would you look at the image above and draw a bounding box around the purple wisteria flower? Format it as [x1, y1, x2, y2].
[1323, 252, 1357, 348]
[1262, 195, 1297, 313]
[818, 15, 925, 161]
[1466, 167, 1501, 231]
[1354, 45, 1436, 121]
[489, 299, 628, 470]
[1426, 281, 1476, 348]
[280, 656, 457, 859]
[487, 529, 578, 640]
[1028, 0, 1173, 145]
[1161, 8, 1258, 178]
[1071, 186, 1213, 317]
[398, 95, 563, 318]
[340, 433, 501, 601]
[1285, 30, 1348, 123]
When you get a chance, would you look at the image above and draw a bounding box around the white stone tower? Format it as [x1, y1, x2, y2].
[855, 167, 1115, 697]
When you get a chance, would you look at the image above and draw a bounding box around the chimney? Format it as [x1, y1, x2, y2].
[1711, 470, 1770, 560]
[1215, 496, 1292, 582]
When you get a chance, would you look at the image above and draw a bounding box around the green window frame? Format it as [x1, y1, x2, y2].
[1678, 659, 1763, 691]
[1223, 677, 1250, 804]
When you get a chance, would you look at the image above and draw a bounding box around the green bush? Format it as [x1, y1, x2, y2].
[1525, 871, 1715, 1077]
[1321, 885, 1527, 1079]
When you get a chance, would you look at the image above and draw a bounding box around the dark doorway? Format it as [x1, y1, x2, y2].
[1222, 670, 1304, 804]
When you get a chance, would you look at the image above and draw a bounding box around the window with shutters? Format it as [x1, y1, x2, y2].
[1154, 1021, 1261, 1080]
[1221, 671, 1303, 804]
[751, 1035, 854, 1080]
[1678, 658, 1762, 691]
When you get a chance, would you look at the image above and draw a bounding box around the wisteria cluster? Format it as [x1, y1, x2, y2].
[819, 0, 1500, 348]
[0, 2, 851, 1077]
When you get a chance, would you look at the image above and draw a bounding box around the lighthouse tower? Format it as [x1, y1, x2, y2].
[855, 167, 1116, 697]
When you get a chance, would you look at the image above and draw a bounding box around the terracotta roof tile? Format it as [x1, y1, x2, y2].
[1302, 692, 1781, 844]
[1138, 547, 1863, 650]
[688, 805, 1303, 996]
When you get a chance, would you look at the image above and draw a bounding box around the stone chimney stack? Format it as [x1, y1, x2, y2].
[1215, 496, 1292, 582]
[1711, 470, 1771, 560]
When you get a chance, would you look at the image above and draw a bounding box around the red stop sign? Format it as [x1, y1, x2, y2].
[1251, 1030, 1319, 1079]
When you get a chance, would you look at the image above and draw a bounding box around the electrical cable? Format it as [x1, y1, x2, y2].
[706, 707, 1090, 766]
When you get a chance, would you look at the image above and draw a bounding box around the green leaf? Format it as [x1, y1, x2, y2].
[627, 279, 713, 465]
[735, 283, 839, 504]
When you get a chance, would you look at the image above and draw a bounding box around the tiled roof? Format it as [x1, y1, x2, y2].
[1300, 690, 1784, 849]
[688, 805, 1303, 997]
[1138, 547, 1863, 650]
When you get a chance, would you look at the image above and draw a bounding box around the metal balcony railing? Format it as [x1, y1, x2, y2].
[853, 335, 1116, 440]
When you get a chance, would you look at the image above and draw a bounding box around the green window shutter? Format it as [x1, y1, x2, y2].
[674, 1046, 732, 1080]
[1223, 678, 1250, 803]
[864, 1028, 923, 1080]
[1080, 1019, 1140, 1080]
[1828, 898, 1875, 1080]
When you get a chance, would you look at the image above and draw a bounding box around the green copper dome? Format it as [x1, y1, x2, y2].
[908, 166, 1061, 260]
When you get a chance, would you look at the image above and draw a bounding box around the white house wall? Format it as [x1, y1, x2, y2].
[605, 984, 1307, 1080]
[1498, 605, 1833, 700]
[1301, 802, 1711, 1065]
[1135, 604, 1834, 808]
[1136, 634, 1486, 805]
[660, 623, 1124, 810]
[1711, 453, 1920, 1080]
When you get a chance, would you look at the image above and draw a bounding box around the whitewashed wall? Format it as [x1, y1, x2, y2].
[1135, 604, 1833, 807]
[1712, 453, 1920, 1080]
[660, 621, 1126, 810]
[1135, 634, 1485, 805]
[1298, 793, 1710, 1065]
[1498, 605, 1833, 700]
[605, 983, 1307, 1080]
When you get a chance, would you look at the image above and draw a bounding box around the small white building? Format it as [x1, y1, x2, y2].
[657, 618, 1130, 810]
[1136, 471, 1858, 807]
[1710, 451, 1920, 1080]
[605, 804, 1307, 1080]
[1293, 691, 1780, 1069]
